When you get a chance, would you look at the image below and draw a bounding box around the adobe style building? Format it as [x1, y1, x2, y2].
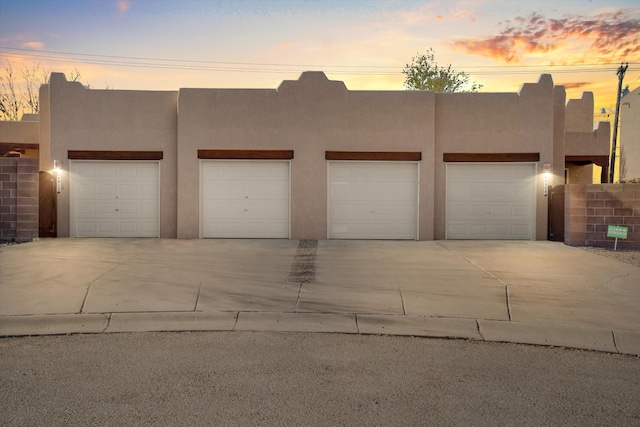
[1, 71, 610, 241]
[620, 86, 640, 181]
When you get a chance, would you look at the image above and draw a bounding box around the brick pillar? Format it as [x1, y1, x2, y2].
[16, 158, 39, 241]
[0, 159, 18, 240]
[564, 184, 587, 246]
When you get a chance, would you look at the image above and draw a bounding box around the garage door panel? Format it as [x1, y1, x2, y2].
[511, 206, 531, 218]
[202, 219, 288, 238]
[77, 184, 96, 198]
[71, 161, 160, 237]
[118, 167, 137, 179]
[446, 163, 535, 240]
[379, 183, 418, 200]
[448, 164, 531, 182]
[97, 165, 117, 178]
[97, 222, 117, 233]
[331, 201, 416, 218]
[246, 202, 289, 218]
[75, 163, 96, 176]
[449, 183, 532, 202]
[201, 161, 290, 238]
[119, 222, 137, 233]
[98, 203, 118, 215]
[203, 165, 224, 179]
[381, 167, 417, 182]
[245, 182, 288, 200]
[77, 204, 96, 215]
[448, 222, 531, 239]
[204, 181, 237, 199]
[137, 163, 158, 178]
[97, 184, 117, 197]
[118, 203, 139, 215]
[76, 222, 96, 234]
[328, 162, 418, 240]
[118, 184, 138, 198]
[136, 184, 159, 200]
[511, 224, 531, 235]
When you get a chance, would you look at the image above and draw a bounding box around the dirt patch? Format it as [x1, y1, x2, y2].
[582, 247, 640, 267]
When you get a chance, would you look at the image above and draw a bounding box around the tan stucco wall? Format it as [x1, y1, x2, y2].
[553, 86, 567, 186]
[39, 84, 51, 171]
[177, 71, 435, 239]
[432, 74, 556, 240]
[0, 119, 40, 161]
[566, 163, 595, 184]
[565, 122, 610, 157]
[564, 89, 610, 161]
[46, 73, 179, 238]
[565, 92, 595, 133]
[0, 120, 39, 143]
[43, 71, 607, 241]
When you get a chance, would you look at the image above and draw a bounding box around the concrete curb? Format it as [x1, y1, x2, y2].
[613, 330, 640, 356]
[106, 312, 238, 333]
[0, 314, 110, 336]
[478, 319, 618, 353]
[1, 312, 638, 356]
[236, 312, 358, 333]
[356, 314, 482, 340]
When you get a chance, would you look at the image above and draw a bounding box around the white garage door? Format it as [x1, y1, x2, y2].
[446, 163, 536, 240]
[200, 161, 290, 238]
[328, 161, 418, 240]
[70, 161, 159, 237]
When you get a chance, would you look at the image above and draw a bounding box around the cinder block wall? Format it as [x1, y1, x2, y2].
[565, 183, 640, 250]
[0, 157, 39, 242]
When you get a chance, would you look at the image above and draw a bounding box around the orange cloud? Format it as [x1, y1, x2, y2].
[562, 82, 591, 90]
[453, 9, 640, 63]
[22, 41, 44, 50]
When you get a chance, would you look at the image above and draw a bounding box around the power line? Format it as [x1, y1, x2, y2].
[0, 46, 398, 70]
[0, 46, 636, 77]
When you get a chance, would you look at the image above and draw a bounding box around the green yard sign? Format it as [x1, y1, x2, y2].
[607, 225, 628, 240]
[607, 225, 628, 251]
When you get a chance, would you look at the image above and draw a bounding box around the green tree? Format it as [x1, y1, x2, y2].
[0, 61, 81, 121]
[403, 48, 482, 92]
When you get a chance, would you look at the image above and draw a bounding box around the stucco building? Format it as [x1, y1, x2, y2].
[1, 71, 610, 241]
[620, 86, 640, 181]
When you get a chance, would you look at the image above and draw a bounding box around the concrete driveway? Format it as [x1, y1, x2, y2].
[1, 238, 639, 355]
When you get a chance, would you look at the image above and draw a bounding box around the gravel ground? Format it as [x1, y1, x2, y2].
[582, 247, 640, 267]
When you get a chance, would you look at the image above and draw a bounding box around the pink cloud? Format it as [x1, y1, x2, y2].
[397, 2, 478, 25]
[273, 42, 301, 52]
[117, 0, 131, 16]
[452, 9, 640, 63]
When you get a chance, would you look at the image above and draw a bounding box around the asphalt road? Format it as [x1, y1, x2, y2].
[1, 332, 639, 426]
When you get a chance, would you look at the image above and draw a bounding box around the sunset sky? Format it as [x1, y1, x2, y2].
[1, 0, 639, 120]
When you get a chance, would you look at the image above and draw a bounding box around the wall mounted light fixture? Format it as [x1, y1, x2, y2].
[53, 160, 62, 194]
[543, 164, 551, 197]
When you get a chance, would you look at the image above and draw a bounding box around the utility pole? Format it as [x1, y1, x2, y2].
[609, 62, 628, 183]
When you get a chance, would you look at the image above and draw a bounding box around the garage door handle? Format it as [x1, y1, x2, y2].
[115, 209, 119, 212]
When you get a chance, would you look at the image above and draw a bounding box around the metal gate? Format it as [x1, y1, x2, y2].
[548, 185, 564, 242]
[39, 171, 57, 237]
